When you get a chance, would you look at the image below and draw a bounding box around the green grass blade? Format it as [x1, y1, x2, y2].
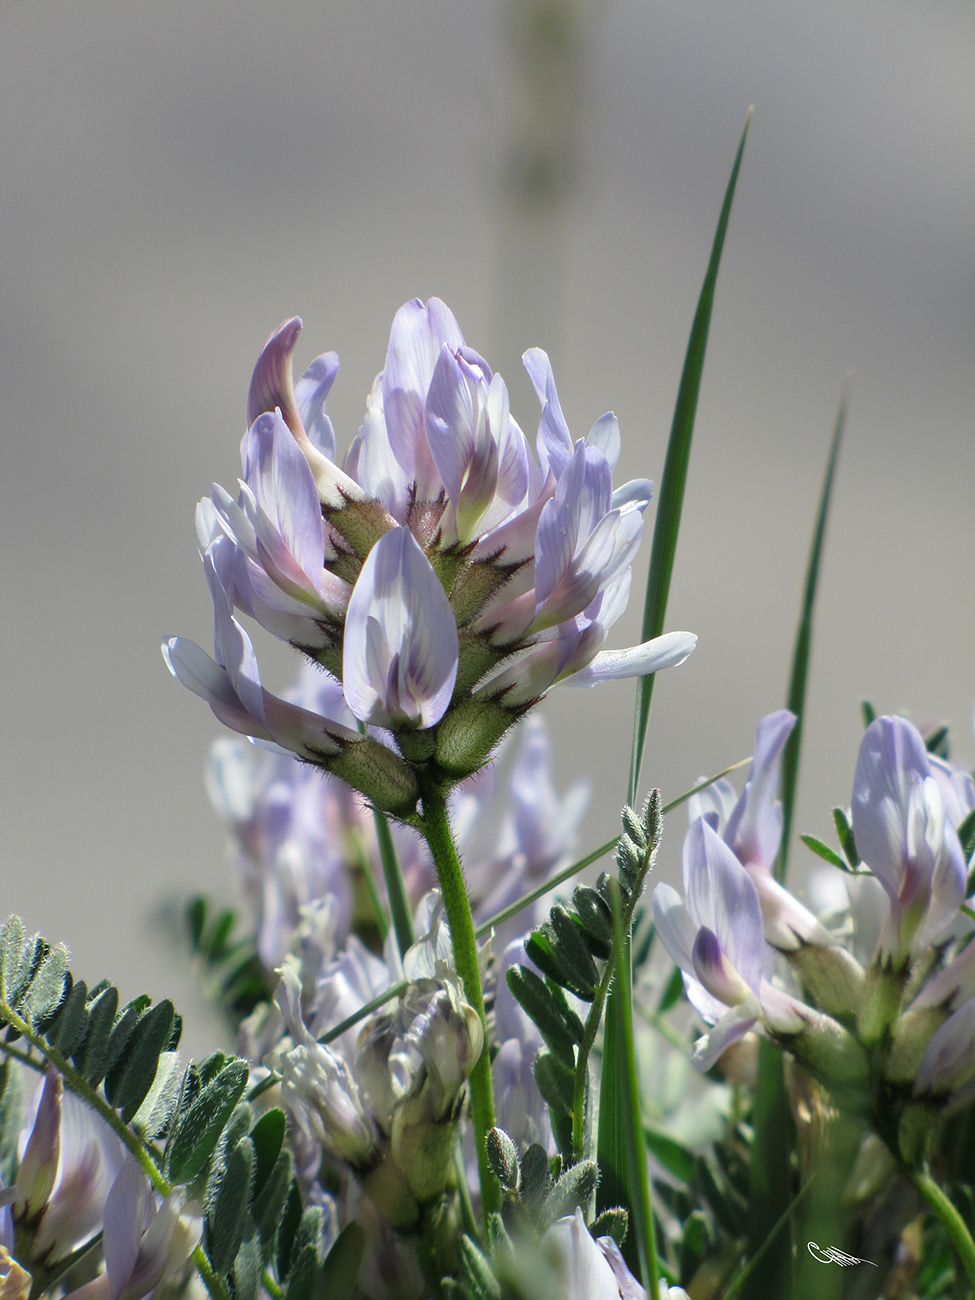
[741, 1040, 795, 1299]
[599, 110, 751, 1244]
[775, 381, 848, 884]
[628, 109, 752, 807]
[372, 808, 415, 957]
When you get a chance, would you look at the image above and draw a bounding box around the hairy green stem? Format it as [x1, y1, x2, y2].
[608, 880, 660, 1299]
[572, 962, 615, 1161]
[0, 1001, 229, 1300]
[419, 789, 500, 1218]
[911, 1169, 975, 1289]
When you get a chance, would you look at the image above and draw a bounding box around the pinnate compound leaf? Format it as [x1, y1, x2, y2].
[800, 834, 849, 872]
[131, 1050, 183, 1139]
[206, 1135, 255, 1274]
[21, 944, 68, 1024]
[0, 917, 26, 1000]
[545, 1159, 598, 1220]
[249, 1107, 287, 1198]
[109, 999, 177, 1123]
[0, 1059, 22, 1187]
[321, 1222, 365, 1300]
[533, 1050, 574, 1118]
[254, 1150, 294, 1262]
[832, 807, 860, 869]
[284, 1206, 328, 1300]
[81, 984, 120, 1085]
[234, 1231, 262, 1300]
[519, 1144, 552, 1209]
[547, 906, 599, 999]
[276, 1181, 304, 1282]
[166, 1057, 249, 1184]
[506, 967, 582, 1068]
[591, 1207, 628, 1248]
[486, 1127, 520, 1193]
[49, 979, 89, 1058]
[100, 996, 151, 1094]
[958, 809, 975, 866]
[458, 1236, 501, 1300]
[198, 1050, 229, 1086]
[572, 885, 614, 952]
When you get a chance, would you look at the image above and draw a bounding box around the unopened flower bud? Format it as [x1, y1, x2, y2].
[885, 1004, 950, 1082]
[914, 996, 975, 1098]
[787, 942, 865, 1018]
[11, 1069, 61, 1222]
[777, 1008, 869, 1090]
[279, 1043, 378, 1168]
[434, 696, 523, 778]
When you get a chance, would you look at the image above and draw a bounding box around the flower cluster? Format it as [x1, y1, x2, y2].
[207, 683, 588, 969]
[654, 709, 975, 1164]
[0, 1071, 200, 1300]
[164, 299, 695, 810]
[219, 707, 584, 1269]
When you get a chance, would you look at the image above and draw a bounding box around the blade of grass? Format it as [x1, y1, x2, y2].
[372, 807, 415, 957]
[628, 108, 752, 808]
[775, 380, 849, 884]
[741, 388, 847, 1300]
[598, 109, 751, 1233]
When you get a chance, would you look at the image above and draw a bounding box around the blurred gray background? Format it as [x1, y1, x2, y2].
[2, 1, 973, 1054]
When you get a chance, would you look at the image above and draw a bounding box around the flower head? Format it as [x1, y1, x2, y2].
[167, 300, 695, 795]
[851, 716, 967, 961]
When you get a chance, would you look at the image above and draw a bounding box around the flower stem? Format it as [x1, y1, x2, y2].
[419, 789, 500, 1218]
[911, 1168, 975, 1289]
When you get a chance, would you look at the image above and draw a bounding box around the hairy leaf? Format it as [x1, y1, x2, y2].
[108, 999, 177, 1123]
[166, 1057, 249, 1185]
[506, 966, 582, 1068]
[206, 1136, 255, 1273]
[79, 984, 119, 1085]
[320, 1222, 365, 1300]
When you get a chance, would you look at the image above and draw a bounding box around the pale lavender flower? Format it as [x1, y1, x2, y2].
[163, 543, 420, 814]
[268, 903, 483, 1216]
[170, 299, 695, 791]
[203, 408, 350, 649]
[851, 716, 967, 961]
[928, 751, 975, 832]
[517, 1207, 689, 1300]
[653, 820, 807, 1069]
[342, 525, 459, 730]
[713, 711, 834, 951]
[0, 1069, 62, 1227]
[0, 1070, 125, 1266]
[62, 1159, 201, 1300]
[466, 715, 589, 946]
[914, 994, 975, 1098]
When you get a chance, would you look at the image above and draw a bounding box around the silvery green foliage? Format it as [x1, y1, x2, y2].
[486, 1129, 600, 1237]
[0, 917, 362, 1299]
[506, 793, 662, 1156]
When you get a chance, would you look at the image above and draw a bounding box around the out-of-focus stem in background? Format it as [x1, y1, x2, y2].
[491, 0, 600, 410]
